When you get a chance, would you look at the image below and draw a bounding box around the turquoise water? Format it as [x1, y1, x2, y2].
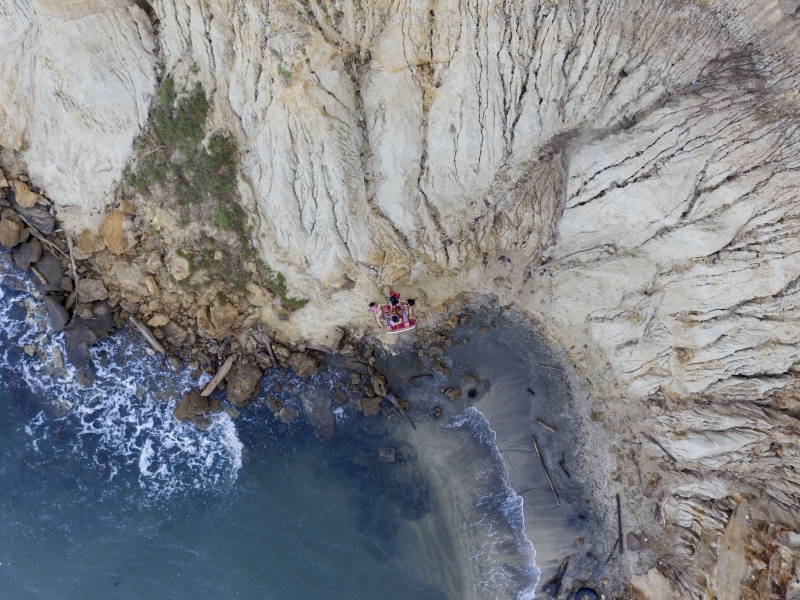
[0, 280, 538, 599]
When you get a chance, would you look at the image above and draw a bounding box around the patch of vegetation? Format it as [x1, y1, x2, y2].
[127, 77, 238, 211]
[124, 75, 308, 310]
[261, 263, 308, 310]
[277, 65, 292, 83]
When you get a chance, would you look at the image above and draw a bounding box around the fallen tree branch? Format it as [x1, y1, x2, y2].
[129, 317, 166, 354]
[201, 355, 236, 397]
[385, 393, 416, 429]
[535, 417, 557, 432]
[644, 432, 677, 463]
[67, 236, 78, 287]
[532, 433, 561, 506]
[16, 214, 69, 260]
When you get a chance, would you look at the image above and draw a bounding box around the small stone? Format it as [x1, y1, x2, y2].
[74, 229, 106, 257]
[120, 300, 139, 314]
[360, 396, 382, 417]
[225, 359, 263, 407]
[164, 321, 188, 346]
[23, 344, 35, 357]
[52, 348, 64, 369]
[145, 347, 156, 356]
[464, 372, 479, 384]
[265, 393, 283, 412]
[444, 387, 461, 402]
[363, 385, 375, 398]
[277, 402, 300, 423]
[100, 210, 137, 255]
[350, 372, 361, 385]
[432, 362, 452, 378]
[167, 252, 191, 281]
[334, 389, 348, 405]
[0, 218, 21, 248]
[478, 326, 489, 334]
[76, 278, 108, 303]
[44, 296, 70, 332]
[12, 180, 46, 209]
[75, 368, 94, 388]
[626, 532, 642, 551]
[429, 345, 445, 355]
[245, 283, 273, 307]
[168, 356, 183, 371]
[430, 406, 442, 419]
[59, 277, 73, 292]
[371, 375, 388, 397]
[287, 352, 319, 380]
[209, 303, 237, 335]
[378, 447, 396, 463]
[148, 314, 170, 327]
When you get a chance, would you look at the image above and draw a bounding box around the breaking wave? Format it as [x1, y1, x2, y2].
[0, 278, 243, 502]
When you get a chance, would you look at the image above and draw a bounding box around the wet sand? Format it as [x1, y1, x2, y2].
[378, 300, 615, 596]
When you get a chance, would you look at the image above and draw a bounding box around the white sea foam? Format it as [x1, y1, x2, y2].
[0, 278, 243, 501]
[443, 407, 540, 600]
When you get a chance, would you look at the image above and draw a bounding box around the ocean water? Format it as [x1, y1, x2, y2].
[0, 278, 539, 599]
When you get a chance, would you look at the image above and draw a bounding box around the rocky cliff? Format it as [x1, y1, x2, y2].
[3, 0, 800, 597]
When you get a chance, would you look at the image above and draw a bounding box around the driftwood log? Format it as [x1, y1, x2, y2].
[532, 432, 561, 506]
[201, 355, 236, 397]
[129, 317, 166, 354]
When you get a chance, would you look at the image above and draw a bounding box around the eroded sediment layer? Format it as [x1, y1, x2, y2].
[3, 0, 800, 597]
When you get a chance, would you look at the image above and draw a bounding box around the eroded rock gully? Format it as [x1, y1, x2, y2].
[4, 0, 800, 597]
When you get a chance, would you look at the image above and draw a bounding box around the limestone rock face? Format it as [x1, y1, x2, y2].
[0, 0, 156, 213]
[5, 1, 800, 596]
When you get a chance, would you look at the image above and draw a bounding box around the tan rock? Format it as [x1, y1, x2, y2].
[76, 278, 108, 303]
[210, 303, 237, 335]
[164, 321, 188, 346]
[361, 396, 382, 417]
[630, 568, 680, 600]
[99, 210, 137, 255]
[12, 180, 48, 208]
[148, 314, 170, 327]
[167, 252, 191, 281]
[0, 176, 8, 188]
[245, 283, 273, 307]
[144, 275, 160, 296]
[196, 306, 215, 338]
[0, 218, 21, 248]
[75, 229, 106, 255]
[287, 352, 319, 380]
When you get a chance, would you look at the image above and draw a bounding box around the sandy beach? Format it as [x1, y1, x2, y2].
[377, 298, 618, 597]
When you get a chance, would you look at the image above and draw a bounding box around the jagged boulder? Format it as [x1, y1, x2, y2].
[224, 359, 262, 407]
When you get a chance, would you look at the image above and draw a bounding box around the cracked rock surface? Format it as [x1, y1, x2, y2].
[3, 0, 800, 597]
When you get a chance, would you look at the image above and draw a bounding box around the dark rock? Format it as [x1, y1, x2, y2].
[299, 389, 335, 441]
[361, 396, 382, 416]
[3, 274, 27, 291]
[63, 313, 115, 368]
[192, 415, 213, 431]
[13, 238, 41, 270]
[224, 359, 262, 407]
[59, 276, 73, 292]
[174, 389, 217, 421]
[371, 374, 388, 397]
[277, 402, 300, 423]
[626, 532, 642, 551]
[264, 393, 283, 412]
[379, 447, 396, 462]
[432, 362, 452, 378]
[75, 367, 95, 388]
[334, 389, 348, 405]
[9, 192, 55, 234]
[167, 356, 183, 371]
[44, 296, 70, 332]
[287, 352, 319, 380]
[443, 387, 461, 402]
[29, 252, 65, 294]
[430, 406, 441, 419]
